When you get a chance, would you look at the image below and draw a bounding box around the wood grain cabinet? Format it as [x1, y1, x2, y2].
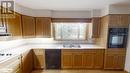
[22, 15, 35, 37]
[21, 50, 33, 73]
[104, 49, 126, 70]
[82, 51, 94, 68]
[61, 49, 104, 69]
[92, 17, 101, 38]
[7, 13, 22, 36]
[33, 49, 45, 69]
[109, 14, 130, 28]
[36, 17, 51, 38]
[61, 50, 73, 69]
[73, 51, 83, 68]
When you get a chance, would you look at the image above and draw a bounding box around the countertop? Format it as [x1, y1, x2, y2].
[0, 44, 105, 63]
[0, 43, 105, 72]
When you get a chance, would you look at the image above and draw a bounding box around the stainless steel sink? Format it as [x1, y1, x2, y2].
[63, 44, 81, 48]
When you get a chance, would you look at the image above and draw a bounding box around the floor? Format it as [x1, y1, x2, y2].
[32, 70, 128, 73]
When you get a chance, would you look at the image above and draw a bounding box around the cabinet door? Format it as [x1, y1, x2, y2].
[109, 14, 129, 28]
[94, 50, 104, 69]
[33, 49, 45, 69]
[22, 50, 33, 73]
[36, 17, 51, 38]
[73, 52, 83, 68]
[15, 68, 22, 73]
[7, 13, 22, 36]
[104, 49, 126, 70]
[92, 17, 101, 38]
[22, 15, 35, 37]
[61, 52, 73, 69]
[82, 53, 94, 68]
[104, 54, 115, 69]
[113, 54, 125, 69]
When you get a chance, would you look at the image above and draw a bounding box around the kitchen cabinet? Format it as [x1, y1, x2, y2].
[36, 17, 51, 38]
[92, 17, 101, 38]
[104, 48, 126, 70]
[61, 49, 104, 69]
[61, 50, 73, 69]
[22, 15, 35, 37]
[73, 51, 83, 68]
[94, 50, 104, 69]
[7, 13, 22, 36]
[33, 49, 45, 69]
[109, 14, 130, 28]
[22, 50, 33, 73]
[82, 50, 95, 68]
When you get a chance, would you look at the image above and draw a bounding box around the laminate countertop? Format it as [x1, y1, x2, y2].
[0, 44, 105, 63]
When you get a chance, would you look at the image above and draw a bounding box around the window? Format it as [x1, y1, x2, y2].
[54, 23, 89, 40]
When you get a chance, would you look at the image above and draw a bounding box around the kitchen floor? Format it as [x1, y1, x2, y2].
[32, 70, 127, 73]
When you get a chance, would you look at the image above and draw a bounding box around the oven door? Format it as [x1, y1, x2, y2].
[108, 34, 126, 48]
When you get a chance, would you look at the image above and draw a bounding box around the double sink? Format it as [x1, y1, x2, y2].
[63, 44, 81, 48]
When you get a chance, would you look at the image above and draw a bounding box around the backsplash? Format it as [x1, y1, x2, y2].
[0, 38, 95, 51]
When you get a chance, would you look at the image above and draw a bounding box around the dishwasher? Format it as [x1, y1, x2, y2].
[45, 49, 61, 69]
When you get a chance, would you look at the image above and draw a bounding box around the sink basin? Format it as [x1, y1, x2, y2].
[63, 44, 81, 48]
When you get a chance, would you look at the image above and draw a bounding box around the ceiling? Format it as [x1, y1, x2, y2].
[15, 0, 130, 10]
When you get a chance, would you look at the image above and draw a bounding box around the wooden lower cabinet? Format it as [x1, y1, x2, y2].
[104, 49, 126, 70]
[33, 49, 45, 69]
[22, 50, 33, 73]
[82, 53, 94, 68]
[94, 50, 104, 69]
[73, 52, 83, 68]
[15, 68, 22, 73]
[61, 51, 73, 69]
[61, 49, 104, 69]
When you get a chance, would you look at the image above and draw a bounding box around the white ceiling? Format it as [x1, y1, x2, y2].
[15, 0, 130, 10]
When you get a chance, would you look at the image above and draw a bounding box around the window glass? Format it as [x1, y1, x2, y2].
[54, 23, 88, 40]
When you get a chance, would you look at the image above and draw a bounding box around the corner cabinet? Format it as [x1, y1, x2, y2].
[61, 49, 104, 69]
[21, 15, 35, 38]
[104, 48, 126, 70]
[7, 13, 22, 36]
[36, 17, 51, 38]
[21, 50, 33, 73]
[33, 49, 45, 69]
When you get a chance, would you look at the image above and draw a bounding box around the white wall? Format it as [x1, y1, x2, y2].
[125, 24, 130, 72]
[15, 4, 52, 17]
[109, 5, 130, 14]
[52, 10, 91, 18]
[14, 4, 101, 18]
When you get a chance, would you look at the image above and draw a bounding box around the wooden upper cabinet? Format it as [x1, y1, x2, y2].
[22, 15, 35, 37]
[109, 14, 130, 28]
[92, 17, 101, 38]
[36, 17, 51, 38]
[7, 13, 22, 36]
